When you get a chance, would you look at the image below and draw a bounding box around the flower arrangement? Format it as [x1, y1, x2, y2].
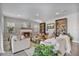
[7, 22, 15, 33]
[7, 27, 14, 33]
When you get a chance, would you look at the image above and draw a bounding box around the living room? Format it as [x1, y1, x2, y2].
[0, 3, 79, 56]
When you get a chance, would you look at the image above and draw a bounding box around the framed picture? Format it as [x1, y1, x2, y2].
[40, 23, 46, 33]
[47, 23, 54, 30]
[56, 18, 67, 36]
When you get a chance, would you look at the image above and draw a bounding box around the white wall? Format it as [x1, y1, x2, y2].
[46, 12, 79, 43]
[0, 4, 4, 53]
[67, 13, 78, 42]
[77, 12, 79, 42]
[0, 3, 2, 53]
[3, 16, 39, 36]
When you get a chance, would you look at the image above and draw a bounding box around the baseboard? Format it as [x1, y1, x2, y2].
[72, 40, 79, 44]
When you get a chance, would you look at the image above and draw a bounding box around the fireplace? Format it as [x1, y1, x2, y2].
[20, 28, 32, 39]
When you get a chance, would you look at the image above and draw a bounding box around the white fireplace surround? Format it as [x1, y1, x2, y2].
[20, 29, 32, 33]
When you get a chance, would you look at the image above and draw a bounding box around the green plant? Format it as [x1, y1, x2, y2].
[33, 44, 61, 56]
[7, 27, 14, 33]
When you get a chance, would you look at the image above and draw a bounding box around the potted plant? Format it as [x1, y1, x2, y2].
[33, 44, 61, 56]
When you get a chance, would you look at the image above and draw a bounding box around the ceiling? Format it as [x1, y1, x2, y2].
[2, 3, 79, 21]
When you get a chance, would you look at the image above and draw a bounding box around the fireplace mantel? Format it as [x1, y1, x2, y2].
[20, 28, 32, 38]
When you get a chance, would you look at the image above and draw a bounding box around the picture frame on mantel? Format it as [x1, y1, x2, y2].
[56, 18, 67, 36]
[47, 23, 54, 31]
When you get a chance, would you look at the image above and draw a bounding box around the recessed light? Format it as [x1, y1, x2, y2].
[36, 13, 40, 17]
[56, 12, 60, 15]
[17, 14, 21, 17]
